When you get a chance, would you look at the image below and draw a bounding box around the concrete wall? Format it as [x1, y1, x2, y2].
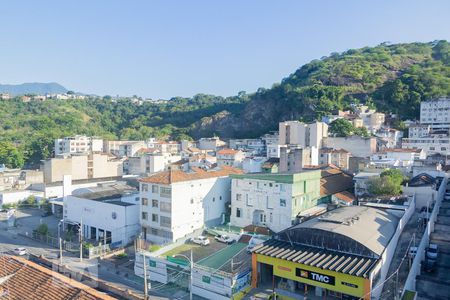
[323, 136, 377, 158]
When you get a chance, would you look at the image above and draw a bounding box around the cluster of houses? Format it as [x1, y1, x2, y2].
[1, 99, 450, 299]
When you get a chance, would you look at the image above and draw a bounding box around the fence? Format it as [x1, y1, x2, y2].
[29, 232, 80, 252]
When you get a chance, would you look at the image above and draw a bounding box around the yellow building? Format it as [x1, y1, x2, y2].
[251, 206, 401, 300]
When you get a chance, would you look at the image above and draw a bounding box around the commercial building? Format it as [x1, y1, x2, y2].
[279, 121, 328, 149]
[63, 184, 140, 247]
[252, 205, 410, 299]
[139, 166, 243, 244]
[230, 171, 322, 233]
[54, 135, 104, 155]
[41, 153, 124, 183]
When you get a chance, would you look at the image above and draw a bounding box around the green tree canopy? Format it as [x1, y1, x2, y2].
[0, 141, 25, 168]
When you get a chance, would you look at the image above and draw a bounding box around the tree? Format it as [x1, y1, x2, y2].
[36, 223, 49, 236]
[380, 169, 405, 186]
[0, 141, 25, 168]
[367, 169, 406, 196]
[329, 119, 354, 137]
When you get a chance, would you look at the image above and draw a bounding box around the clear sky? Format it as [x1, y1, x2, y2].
[0, 0, 449, 99]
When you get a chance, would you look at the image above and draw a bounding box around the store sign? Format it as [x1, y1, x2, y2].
[296, 268, 335, 286]
[342, 281, 358, 288]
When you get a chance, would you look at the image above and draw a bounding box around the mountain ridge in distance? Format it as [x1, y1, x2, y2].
[0, 82, 68, 96]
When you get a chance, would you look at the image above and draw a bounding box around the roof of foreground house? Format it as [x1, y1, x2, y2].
[0, 256, 116, 300]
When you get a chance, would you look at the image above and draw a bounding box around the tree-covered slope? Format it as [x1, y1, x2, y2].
[192, 41, 450, 138]
[0, 40, 449, 167]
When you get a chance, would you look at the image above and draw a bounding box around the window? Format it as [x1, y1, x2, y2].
[141, 184, 149, 192]
[280, 184, 286, 192]
[246, 195, 252, 206]
[141, 198, 149, 206]
[160, 216, 171, 228]
[142, 212, 148, 220]
[220, 196, 222, 200]
[160, 187, 171, 198]
[152, 214, 158, 222]
[280, 199, 286, 207]
[236, 194, 242, 201]
[160, 202, 171, 212]
[270, 212, 273, 223]
[236, 208, 241, 218]
[151, 185, 158, 193]
[152, 199, 159, 208]
[260, 214, 266, 223]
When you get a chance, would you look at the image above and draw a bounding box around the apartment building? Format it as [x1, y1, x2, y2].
[216, 149, 245, 168]
[54, 136, 103, 155]
[420, 97, 450, 129]
[279, 145, 318, 172]
[323, 136, 377, 158]
[355, 105, 386, 131]
[319, 148, 351, 170]
[229, 170, 321, 233]
[198, 137, 226, 151]
[279, 121, 328, 149]
[139, 167, 243, 244]
[125, 153, 181, 175]
[153, 141, 181, 154]
[118, 141, 147, 157]
[41, 153, 123, 183]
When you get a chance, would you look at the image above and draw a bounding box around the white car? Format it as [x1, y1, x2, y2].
[191, 236, 210, 246]
[426, 244, 438, 259]
[14, 247, 28, 256]
[215, 234, 235, 244]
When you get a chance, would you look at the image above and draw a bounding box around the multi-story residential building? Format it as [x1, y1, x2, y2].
[279, 121, 328, 149]
[229, 138, 265, 155]
[420, 97, 450, 129]
[0, 93, 11, 100]
[242, 157, 268, 173]
[319, 148, 351, 170]
[370, 148, 426, 168]
[216, 149, 245, 168]
[402, 135, 450, 155]
[198, 137, 226, 151]
[54, 136, 104, 155]
[117, 141, 147, 157]
[230, 171, 321, 233]
[375, 128, 404, 148]
[279, 146, 318, 172]
[41, 153, 124, 183]
[125, 153, 181, 175]
[323, 136, 377, 158]
[355, 105, 386, 132]
[139, 167, 243, 244]
[104, 140, 145, 155]
[153, 141, 181, 154]
[261, 132, 280, 158]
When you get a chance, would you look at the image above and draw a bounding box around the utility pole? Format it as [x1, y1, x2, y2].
[59, 238, 63, 265]
[143, 254, 148, 300]
[79, 217, 83, 262]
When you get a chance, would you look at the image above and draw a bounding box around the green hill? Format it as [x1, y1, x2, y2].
[0, 40, 449, 167]
[0, 82, 67, 96]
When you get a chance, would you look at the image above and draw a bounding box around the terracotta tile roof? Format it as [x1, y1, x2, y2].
[217, 148, 240, 155]
[140, 166, 243, 184]
[320, 168, 354, 196]
[136, 148, 159, 154]
[379, 148, 422, 153]
[334, 191, 356, 203]
[0, 256, 115, 300]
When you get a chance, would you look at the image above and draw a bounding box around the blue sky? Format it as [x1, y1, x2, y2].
[0, 1, 449, 99]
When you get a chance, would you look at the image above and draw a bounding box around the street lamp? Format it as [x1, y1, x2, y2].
[172, 250, 193, 300]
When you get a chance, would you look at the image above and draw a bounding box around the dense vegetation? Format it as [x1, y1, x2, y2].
[329, 119, 369, 137]
[367, 169, 407, 196]
[0, 41, 449, 168]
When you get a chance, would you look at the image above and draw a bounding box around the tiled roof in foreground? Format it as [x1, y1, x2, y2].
[0, 255, 116, 300]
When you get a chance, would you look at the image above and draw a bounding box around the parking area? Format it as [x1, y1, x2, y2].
[5, 208, 61, 237]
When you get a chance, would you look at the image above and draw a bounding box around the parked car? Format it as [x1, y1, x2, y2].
[426, 244, 438, 259]
[408, 246, 418, 258]
[14, 247, 28, 256]
[191, 236, 210, 246]
[423, 257, 436, 273]
[215, 234, 235, 244]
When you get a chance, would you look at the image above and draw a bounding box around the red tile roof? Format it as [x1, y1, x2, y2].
[140, 166, 243, 184]
[334, 191, 356, 203]
[217, 149, 240, 155]
[0, 256, 115, 300]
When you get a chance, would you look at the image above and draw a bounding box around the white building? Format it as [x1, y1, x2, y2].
[139, 167, 243, 244]
[118, 141, 147, 157]
[230, 171, 322, 233]
[402, 135, 450, 155]
[420, 97, 450, 129]
[63, 185, 140, 247]
[125, 153, 181, 175]
[198, 137, 226, 151]
[55, 136, 103, 155]
[323, 136, 377, 158]
[279, 146, 318, 173]
[279, 121, 328, 149]
[370, 148, 426, 168]
[242, 157, 267, 173]
[216, 149, 245, 168]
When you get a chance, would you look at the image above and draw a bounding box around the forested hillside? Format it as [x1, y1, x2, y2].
[0, 40, 449, 168]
